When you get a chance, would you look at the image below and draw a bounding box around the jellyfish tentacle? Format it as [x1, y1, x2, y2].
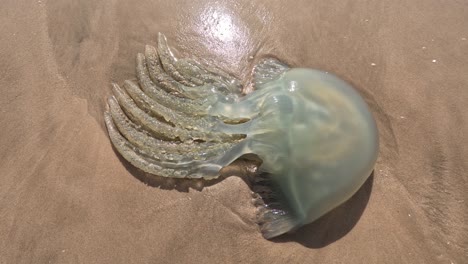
[105, 112, 233, 179]
[144, 46, 218, 99]
[210, 139, 252, 167]
[160, 35, 237, 88]
[214, 119, 255, 135]
[206, 85, 274, 119]
[112, 83, 238, 142]
[135, 54, 211, 115]
[108, 96, 236, 162]
[185, 136, 285, 179]
[172, 58, 206, 86]
[116, 81, 244, 141]
[252, 57, 290, 87]
[108, 96, 182, 161]
[174, 57, 242, 97]
[156, 33, 242, 97]
[111, 83, 181, 141]
[179, 57, 242, 95]
[144, 45, 191, 97]
[138, 52, 252, 123]
[258, 211, 298, 239]
[122, 80, 222, 131]
[106, 113, 206, 178]
[104, 112, 191, 178]
[146, 44, 241, 100]
[157, 32, 198, 87]
[122, 80, 177, 125]
[186, 139, 252, 178]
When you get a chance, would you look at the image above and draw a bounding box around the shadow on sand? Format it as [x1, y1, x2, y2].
[271, 173, 374, 248]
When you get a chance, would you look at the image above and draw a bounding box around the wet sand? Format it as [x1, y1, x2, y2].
[1, 0, 467, 263]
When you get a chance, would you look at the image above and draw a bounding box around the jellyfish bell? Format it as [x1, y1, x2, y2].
[246, 67, 379, 238]
[104, 33, 379, 239]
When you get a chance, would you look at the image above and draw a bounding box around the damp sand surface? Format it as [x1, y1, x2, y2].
[1, 0, 467, 263]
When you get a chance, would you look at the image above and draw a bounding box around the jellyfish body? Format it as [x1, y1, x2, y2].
[104, 33, 379, 239]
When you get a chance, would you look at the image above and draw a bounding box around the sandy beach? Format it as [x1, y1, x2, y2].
[1, 0, 467, 263]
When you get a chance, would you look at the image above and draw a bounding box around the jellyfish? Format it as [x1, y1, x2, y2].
[104, 33, 379, 239]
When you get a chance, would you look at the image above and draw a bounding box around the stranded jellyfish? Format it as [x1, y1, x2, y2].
[104, 33, 379, 239]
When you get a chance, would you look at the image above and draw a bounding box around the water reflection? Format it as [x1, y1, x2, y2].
[204, 8, 236, 42]
[193, 5, 250, 68]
